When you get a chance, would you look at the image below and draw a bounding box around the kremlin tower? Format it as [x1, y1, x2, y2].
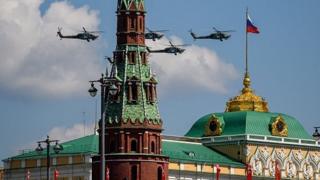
[92, 0, 169, 179]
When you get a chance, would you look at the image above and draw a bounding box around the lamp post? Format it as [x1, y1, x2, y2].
[88, 73, 118, 180]
[312, 127, 320, 141]
[35, 135, 63, 180]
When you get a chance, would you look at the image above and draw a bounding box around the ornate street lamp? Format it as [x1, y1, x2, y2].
[35, 136, 63, 180]
[89, 73, 118, 180]
[88, 82, 98, 97]
[312, 127, 320, 141]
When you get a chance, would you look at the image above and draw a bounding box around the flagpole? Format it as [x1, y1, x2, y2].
[245, 7, 248, 75]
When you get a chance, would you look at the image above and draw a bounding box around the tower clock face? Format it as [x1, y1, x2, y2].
[209, 121, 218, 132]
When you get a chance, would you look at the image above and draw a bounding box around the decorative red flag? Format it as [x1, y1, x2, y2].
[215, 164, 221, 180]
[246, 164, 252, 180]
[26, 169, 31, 180]
[275, 161, 281, 180]
[106, 167, 110, 180]
[54, 169, 59, 180]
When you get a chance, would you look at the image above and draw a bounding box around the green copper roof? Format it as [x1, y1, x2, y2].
[6, 135, 244, 167]
[162, 140, 243, 167]
[185, 111, 312, 139]
[8, 135, 98, 160]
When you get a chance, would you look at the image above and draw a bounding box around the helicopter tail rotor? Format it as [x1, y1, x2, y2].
[57, 27, 63, 39]
[189, 29, 197, 40]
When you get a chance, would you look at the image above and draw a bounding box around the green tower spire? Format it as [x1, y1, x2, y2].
[105, 0, 161, 126]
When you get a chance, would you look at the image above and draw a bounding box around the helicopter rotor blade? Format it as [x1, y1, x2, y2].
[219, 30, 236, 33]
[83, 27, 87, 33]
[88, 31, 104, 34]
[153, 30, 168, 32]
[146, 27, 152, 32]
[212, 27, 219, 32]
[146, 28, 168, 33]
[174, 44, 190, 47]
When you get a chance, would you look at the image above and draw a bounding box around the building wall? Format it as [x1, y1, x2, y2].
[3, 155, 92, 180]
[168, 170, 247, 180]
[0, 168, 4, 180]
[167, 162, 245, 179]
[246, 144, 320, 179]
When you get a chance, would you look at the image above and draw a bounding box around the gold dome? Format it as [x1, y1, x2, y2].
[225, 72, 269, 112]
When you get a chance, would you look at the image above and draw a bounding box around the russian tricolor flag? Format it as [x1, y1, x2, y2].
[247, 14, 259, 33]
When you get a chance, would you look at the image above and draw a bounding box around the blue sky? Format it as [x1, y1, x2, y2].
[1, 0, 320, 165]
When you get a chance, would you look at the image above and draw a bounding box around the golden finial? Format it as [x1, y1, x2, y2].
[225, 72, 269, 112]
[242, 72, 251, 93]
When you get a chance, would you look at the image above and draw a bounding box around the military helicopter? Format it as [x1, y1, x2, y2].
[190, 27, 234, 41]
[147, 41, 187, 55]
[145, 28, 168, 41]
[57, 27, 102, 42]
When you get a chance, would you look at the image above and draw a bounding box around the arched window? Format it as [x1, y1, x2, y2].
[127, 81, 139, 103]
[128, 51, 136, 64]
[130, 17, 136, 30]
[157, 167, 163, 180]
[131, 165, 137, 180]
[151, 141, 155, 153]
[131, 139, 137, 152]
[140, 52, 146, 64]
[139, 17, 143, 31]
[132, 83, 138, 102]
[110, 140, 116, 153]
[144, 82, 157, 103]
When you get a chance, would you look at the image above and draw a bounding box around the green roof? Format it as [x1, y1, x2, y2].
[162, 140, 243, 167]
[185, 111, 312, 139]
[9, 135, 98, 160]
[6, 134, 243, 167]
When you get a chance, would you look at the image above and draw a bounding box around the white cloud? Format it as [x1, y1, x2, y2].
[49, 123, 96, 143]
[0, 0, 103, 98]
[146, 36, 239, 94]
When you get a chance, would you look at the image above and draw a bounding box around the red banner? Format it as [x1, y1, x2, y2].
[275, 161, 281, 180]
[26, 169, 31, 180]
[54, 169, 59, 180]
[215, 164, 221, 180]
[246, 164, 252, 180]
[162, 165, 166, 180]
[106, 167, 110, 180]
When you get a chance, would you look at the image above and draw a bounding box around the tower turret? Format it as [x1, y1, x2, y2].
[92, 0, 169, 179]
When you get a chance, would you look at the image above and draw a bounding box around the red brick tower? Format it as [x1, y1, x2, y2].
[92, 0, 169, 179]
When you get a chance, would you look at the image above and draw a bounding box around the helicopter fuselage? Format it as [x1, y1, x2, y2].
[147, 47, 185, 55]
[145, 33, 164, 41]
[57, 31, 98, 42]
[190, 31, 231, 41]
